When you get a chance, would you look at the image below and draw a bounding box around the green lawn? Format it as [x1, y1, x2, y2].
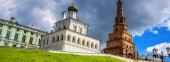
[0, 47, 124, 62]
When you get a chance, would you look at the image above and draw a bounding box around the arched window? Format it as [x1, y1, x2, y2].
[38, 39, 41, 46]
[87, 41, 90, 47]
[91, 42, 94, 48]
[43, 40, 45, 45]
[57, 36, 59, 41]
[46, 39, 49, 45]
[95, 44, 98, 49]
[67, 35, 70, 41]
[72, 37, 75, 43]
[52, 37, 55, 43]
[115, 28, 118, 32]
[82, 40, 85, 45]
[77, 38, 80, 44]
[61, 34, 64, 40]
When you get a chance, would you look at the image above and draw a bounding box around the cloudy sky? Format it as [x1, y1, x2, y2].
[0, 0, 170, 56]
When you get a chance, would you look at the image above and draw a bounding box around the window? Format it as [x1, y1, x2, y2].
[79, 28, 82, 34]
[14, 33, 19, 41]
[61, 34, 64, 40]
[57, 36, 59, 41]
[43, 40, 45, 45]
[29, 37, 33, 45]
[77, 38, 80, 44]
[13, 44, 17, 47]
[4, 42, 8, 46]
[82, 40, 85, 45]
[31, 32, 33, 35]
[73, 25, 77, 32]
[24, 31, 27, 33]
[6, 31, 10, 39]
[0, 29, 2, 36]
[67, 35, 70, 41]
[115, 28, 118, 32]
[0, 24, 3, 27]
[46, 39, 49, 45]
[91, 43, 94, 48]
[22, 35, 26, 43]
[17, 28, 19, 32]
[38, 39, 41, 46]
[95, 44, 98, 49]
[72, 37, 75, 42]
[52, 37, 55, 43]
[59, 27, 61, 30]
[87, 41, 90, 47]
[8, 26, 11, 29]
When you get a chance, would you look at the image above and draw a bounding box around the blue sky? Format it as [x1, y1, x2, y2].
[0, 0, 170, 56]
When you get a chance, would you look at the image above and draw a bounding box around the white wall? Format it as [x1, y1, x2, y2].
[41, 29, 100, 53]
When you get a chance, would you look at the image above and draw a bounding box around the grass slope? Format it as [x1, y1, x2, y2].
[0, 47, 124, 62]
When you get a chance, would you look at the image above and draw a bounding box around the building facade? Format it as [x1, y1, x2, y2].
[104, 0, 138, 59]
[0, 17, 47, 48]
[41, 5, 100, 53]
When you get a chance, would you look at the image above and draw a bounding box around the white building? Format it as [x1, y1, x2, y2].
[41, 4, 100, 53]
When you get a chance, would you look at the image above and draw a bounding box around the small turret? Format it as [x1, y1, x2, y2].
[68, 4, 78, 19]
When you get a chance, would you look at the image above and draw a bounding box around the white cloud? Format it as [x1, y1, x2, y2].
[128, 0, 170, 36]
[0, 0, 16, 19]
[0, 0, 73, 31]
[146, 42, 170, 56]
[150, 30, 158, 35]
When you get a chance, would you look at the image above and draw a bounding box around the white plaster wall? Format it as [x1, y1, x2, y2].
[69, 19, 88, 35]
[66, 30, 100, 49]
[41, 29, 100, 53]
[41, 29, 66, 50]
[64, 41, 100, 53]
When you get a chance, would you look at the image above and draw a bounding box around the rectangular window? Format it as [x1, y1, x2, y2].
[80, 28, 82, 34]
[43, 40, 45, 45]
[6, 31, 10, 39]
[31, 32, 33, 35]
[29, 37, 33, 45]
[24, 31, 27, 33]
[0, 29, 2, 36]
[8, 26, 11, 29]
[0, 23, 3, 27]
[22, 35, 26, 43]
[14, 33, 19, 41]
[17, 28, 19, 32]
[73, 25, 77, 32]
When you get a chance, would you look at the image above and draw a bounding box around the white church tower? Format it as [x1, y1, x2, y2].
[41, 4, 100, 53]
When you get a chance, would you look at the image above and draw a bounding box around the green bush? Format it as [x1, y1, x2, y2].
[0, 47, 124, 62]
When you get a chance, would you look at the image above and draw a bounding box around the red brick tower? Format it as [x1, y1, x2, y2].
[104, 0, 137, 59]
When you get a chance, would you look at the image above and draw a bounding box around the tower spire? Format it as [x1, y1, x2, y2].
[117, 0, 124, 17]
[115, 0, 126, 24]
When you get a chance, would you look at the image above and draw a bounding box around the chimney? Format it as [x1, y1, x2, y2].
[62, 11, 67, 20]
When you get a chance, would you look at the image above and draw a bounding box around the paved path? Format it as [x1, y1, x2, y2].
[48, 50, 150, 62]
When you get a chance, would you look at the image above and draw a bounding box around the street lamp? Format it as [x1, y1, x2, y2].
[166, 47, 170, 58]
[152, 47, 170, 62]
[153, 48, 158, 58]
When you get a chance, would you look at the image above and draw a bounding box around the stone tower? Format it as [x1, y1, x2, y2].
[104, 0, 138, 59]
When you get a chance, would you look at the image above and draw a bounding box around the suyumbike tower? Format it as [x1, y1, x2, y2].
[104, 0, 138, 59]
